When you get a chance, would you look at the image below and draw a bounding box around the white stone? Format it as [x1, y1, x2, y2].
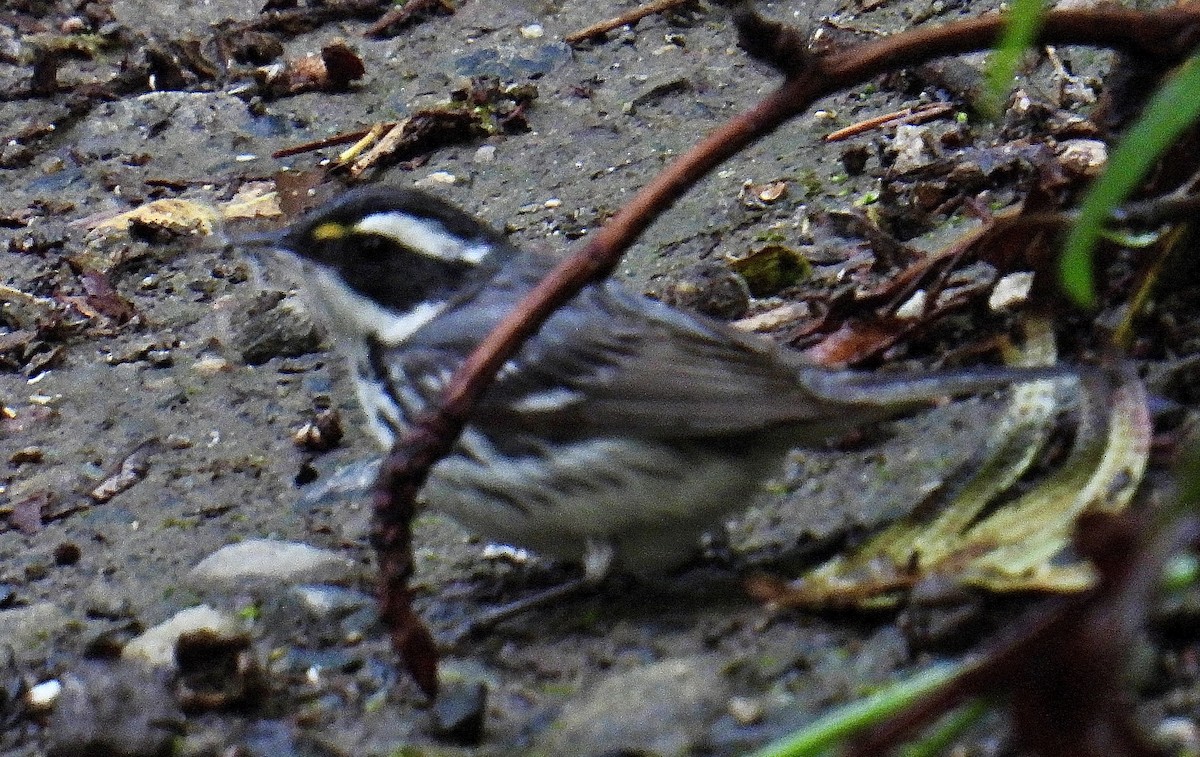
[895, 289, 928, 319]
[26, 680, 62, 710]
[122, 605, 242, 668]
[289, 585, 373, 617]
[989, 271, 1035, 312]
[187, 539, 357, 590]
[414, 171, 457, 188]
[1057, 139, 1107, 177]
[727, 695, 764, 725]
[890, 124, 934, 174]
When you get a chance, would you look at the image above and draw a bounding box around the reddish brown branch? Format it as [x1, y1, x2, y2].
[373, 3, 1200, 696]
[434, 5, 1200, 413]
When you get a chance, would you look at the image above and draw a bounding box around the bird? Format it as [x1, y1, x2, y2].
[250, 185, 1069, 604]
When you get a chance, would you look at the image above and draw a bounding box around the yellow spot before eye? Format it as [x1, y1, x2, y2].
[311, 222, 347, 241]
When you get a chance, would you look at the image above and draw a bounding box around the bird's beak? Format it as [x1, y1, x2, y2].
[231, 228, 292, 252]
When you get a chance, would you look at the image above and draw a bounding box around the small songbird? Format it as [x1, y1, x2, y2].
[253, 185, 1064, 590]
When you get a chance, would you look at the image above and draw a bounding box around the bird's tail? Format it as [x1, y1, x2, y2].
[797, 364, 1080, 409]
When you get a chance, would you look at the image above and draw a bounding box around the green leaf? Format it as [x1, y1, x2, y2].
[1061, 53, 1200, 308]
[983, 0, 1046, 117]
[898, 700, 989, 757]
[728, 245, 812, 296]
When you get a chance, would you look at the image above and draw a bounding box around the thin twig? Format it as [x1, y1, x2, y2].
[271, 124, 396, 159]
[564, 0, 689, 43]
[364, 0, 454, 38]
[823, 102, 955, 142]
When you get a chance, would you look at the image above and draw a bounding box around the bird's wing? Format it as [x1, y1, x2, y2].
[401, 281, 884, 441]
[399, 275, 1054, 443]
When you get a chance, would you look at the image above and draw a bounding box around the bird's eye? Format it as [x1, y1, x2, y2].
[355, 233, 393, 259]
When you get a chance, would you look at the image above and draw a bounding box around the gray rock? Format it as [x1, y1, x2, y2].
[0, 603, 69, 660]
[73, 91, 259, 179]
[432, 679, 487, 745]
[542, 656, 728, 756]
[187, 539, 358, 592]
[288, 584, 373, 620]
[83, 577, 135, 619]
[227, 290, 322, 365]
[122, 605, 243, 668]
[48, 662, 184, 757]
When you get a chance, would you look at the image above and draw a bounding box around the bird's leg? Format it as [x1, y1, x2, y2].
[444, 539, 615, 646]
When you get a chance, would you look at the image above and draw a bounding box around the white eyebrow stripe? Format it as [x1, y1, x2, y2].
[354, 211, 491, 264]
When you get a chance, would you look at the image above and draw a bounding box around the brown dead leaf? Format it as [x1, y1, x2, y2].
[9, 492, 50, 535]
[802, 317, 910, 368]
[256, 39, 365, 98]
[85, 198, 220, 237]
[78, 268, 137, 324]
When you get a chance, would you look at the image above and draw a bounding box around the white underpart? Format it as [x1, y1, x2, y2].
[495, 360, 521, 380]
[354, 211, 491, 264]
[424, 429, 773, 575]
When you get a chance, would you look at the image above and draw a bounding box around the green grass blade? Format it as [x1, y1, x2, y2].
[747, 663, 964, 757]
[984, 0, 1047, 117]
[897, 699, 989, 757]
[1061, 53, 1200, 308]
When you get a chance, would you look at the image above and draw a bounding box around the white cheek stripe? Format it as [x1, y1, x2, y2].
[377, 299, 447, 344]
[354, 211, 491, 265]
[307, 265, 446, 345]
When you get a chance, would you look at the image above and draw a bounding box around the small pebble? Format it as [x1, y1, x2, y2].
[122, 605, 243, 668]
[84, 578, 133, 619]
[289, 584, 373, 619]
[890, 124, 935, 173]
[53, 542, 81, 566]
[49, 663, 183, 757]
[26, 679, 62, 710]
[1056, 138, 1107, 178]
[9, 446, 43, 465]
[989, 271, 1034, 312]
[1156, 717, 1200, 752]
[895, 289, 928, 320]
[414, 171, 457, 187]
[192, 355, 230, 376]
[433, 679, 488, 745]
[727, 695, 764, 725]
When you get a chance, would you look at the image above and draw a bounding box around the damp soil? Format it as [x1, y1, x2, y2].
[0, 0, 1196, 755]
